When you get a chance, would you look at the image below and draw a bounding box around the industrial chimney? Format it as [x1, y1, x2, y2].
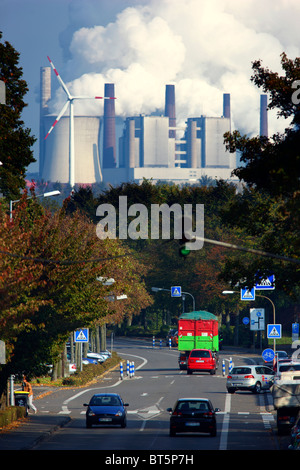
[223, 93, 231, 120]
[260, 94, 268, 137]
[103, 83, 116, 168]
[165, 84, 176, 138]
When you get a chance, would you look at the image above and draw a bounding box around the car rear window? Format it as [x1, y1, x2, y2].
[231, 367, 252, 375]
[190, 350, 210, 358]
[279, 364, 300, 372]
[177, 401, 209, 411]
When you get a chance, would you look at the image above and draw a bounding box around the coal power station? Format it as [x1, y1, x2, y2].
[39, 64, 268, 187]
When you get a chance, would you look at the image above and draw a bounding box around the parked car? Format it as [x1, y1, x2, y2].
[227, 365, 275, 394]
[83, 393, 129, 428]
[87, 352, 107, 363]
[167, 398, 220, 437]
[82, 357, 98, 365]
[187, 349, 217, 375]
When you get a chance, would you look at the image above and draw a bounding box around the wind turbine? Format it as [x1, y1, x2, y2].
[44, 56, 115, 189]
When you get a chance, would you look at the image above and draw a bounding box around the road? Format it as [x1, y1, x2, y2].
[20, 337, 290, 452]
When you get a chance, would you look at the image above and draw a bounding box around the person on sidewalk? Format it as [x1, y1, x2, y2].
[22, 376, 37, 414]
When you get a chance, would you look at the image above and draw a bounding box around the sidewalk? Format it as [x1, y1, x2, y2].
[0, 385, 70, 450]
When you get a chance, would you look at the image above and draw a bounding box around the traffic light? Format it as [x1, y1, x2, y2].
[178, 215, 193, 258]
[179, 234, 191, 257]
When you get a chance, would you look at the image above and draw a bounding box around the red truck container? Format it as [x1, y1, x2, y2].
[177, 311, 219, 370]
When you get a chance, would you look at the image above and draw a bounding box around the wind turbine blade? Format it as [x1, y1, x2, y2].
[47, 56, 71, 99]
[95, 96, 117, 100]
[44, 100, 69, 139]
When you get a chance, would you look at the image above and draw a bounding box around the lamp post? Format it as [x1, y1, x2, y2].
[222, 290, 276, 353]
[9, 190, 61, 221]
[152, 287, 196, 312]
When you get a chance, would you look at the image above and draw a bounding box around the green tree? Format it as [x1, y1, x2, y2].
[223, 53, 300, 297]
[0, 32, 36, 200]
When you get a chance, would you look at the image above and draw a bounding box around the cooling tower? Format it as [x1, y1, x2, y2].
[260, 94, 268, 137]
[42, 115, 102, 184]
[165, 84, 176, 138]
[103, 83, 116, 168]
[223, 93, 231, 120]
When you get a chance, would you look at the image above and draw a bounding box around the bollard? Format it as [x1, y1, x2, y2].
[160, 339, 162, 348]
[169, 338, 171, 349]
[222, 360, 225, 377]
[120, 362, 123, 380]
[127, 360, 130, 376]
[152, 336, 155, 348]
[229, 357, 233, 373]
[132, 361, 135, 377]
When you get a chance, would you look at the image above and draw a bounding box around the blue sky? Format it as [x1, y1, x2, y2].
[2, 0, 300, 174]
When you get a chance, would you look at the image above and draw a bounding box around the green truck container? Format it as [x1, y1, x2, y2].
[178, 311, 219, 352]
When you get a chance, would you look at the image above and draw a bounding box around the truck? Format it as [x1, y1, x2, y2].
[271, 363, 300, 435]
[177, 311, 219, 370]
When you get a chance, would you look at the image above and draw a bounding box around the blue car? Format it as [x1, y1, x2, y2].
[84, 393, 129, 428]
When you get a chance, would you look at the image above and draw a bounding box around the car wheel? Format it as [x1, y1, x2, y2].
[227, 388, 235, 394]
[169, 428, 176, 437]
[253, 382, 262, 394]
[121, 419, 127, 428]
[210, 368, 216, 375]
[210, 428, 217, 437]
[86, 422, 92, 428]
[187, 369, 192, 375]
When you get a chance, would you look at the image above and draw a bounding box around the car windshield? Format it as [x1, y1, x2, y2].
[177, 400, 209, 411]
[90, 396, 121, 406]
[190, 350, 210, 358]
[231, 367, 252, 375]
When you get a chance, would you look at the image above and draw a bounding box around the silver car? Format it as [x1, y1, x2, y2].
[227, 365, 275, 394]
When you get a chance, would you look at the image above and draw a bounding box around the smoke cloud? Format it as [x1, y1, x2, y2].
[49, 0, 300, 137]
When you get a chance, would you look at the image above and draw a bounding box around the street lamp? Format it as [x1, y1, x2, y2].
[9, 190, 61, 221]
[222, 289, 276, 353]
[151, 287, 196, 312]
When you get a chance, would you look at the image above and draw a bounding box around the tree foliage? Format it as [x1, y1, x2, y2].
[0, 32, 36, 200]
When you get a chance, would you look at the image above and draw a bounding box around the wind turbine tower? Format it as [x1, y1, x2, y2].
[44, 56, 116, 188]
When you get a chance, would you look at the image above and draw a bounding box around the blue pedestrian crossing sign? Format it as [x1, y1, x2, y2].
[171, 286, 181, 297]
[74, 329, 89, 343]
[240, 287, 255, 301]
[267, 324, 282, 339]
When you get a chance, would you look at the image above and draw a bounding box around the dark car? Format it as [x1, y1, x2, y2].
[83, 393, 128, 428]
[167, 398, 220, 437]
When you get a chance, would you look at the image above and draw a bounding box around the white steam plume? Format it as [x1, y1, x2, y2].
[49, 0, 300, 137]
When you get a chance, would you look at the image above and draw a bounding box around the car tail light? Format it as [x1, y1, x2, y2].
[172, 411, 182, 416]
[203, 412, 213, 417]
[244, 375, 255, 379]
[227, 375, 232, 379]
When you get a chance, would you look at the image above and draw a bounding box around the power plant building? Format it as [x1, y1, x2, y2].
[39, 65, 267, 187]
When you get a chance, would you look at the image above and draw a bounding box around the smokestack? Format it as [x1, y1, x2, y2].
[40, 66, 51, 178]
[260, 94, 268, 137]
[223, 93, 231, 119]
[103, 83, 116, 168]
[165, 84, 176, 138]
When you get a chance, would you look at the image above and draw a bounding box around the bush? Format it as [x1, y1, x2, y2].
[0, 406, 26, 429]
